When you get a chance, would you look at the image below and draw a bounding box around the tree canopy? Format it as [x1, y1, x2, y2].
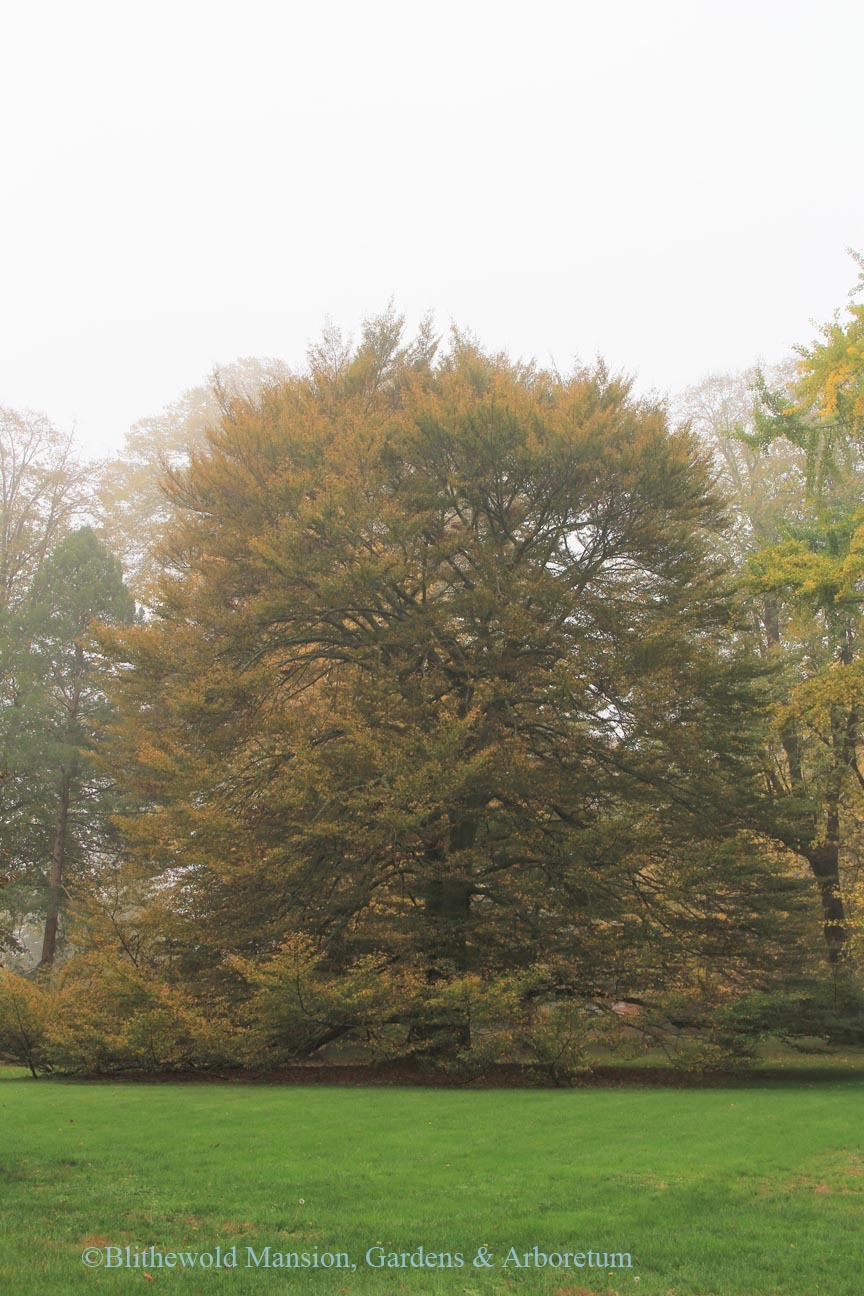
[94, 318, 797, 1062]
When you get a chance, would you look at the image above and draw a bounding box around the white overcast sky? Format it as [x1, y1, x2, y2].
[2, 0, 862, 459]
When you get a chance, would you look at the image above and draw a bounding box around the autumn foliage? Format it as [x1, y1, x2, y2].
[19, 317, 790, 1072]
[8, 297, 864, 1076]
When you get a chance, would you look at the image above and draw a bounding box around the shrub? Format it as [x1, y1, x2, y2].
[0, 970, 52, 1076]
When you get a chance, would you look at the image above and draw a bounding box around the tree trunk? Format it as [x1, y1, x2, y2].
[424, 878, 473, 971]
[762, 597, 850, 965]
[418, 877, 474, 1051]
[803, 840, 847, 967]
[38, 769, 71, 969]
[417, 814, 477, 1050]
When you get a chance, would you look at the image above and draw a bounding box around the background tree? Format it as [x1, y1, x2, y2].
[673, 363, 803, 557]
[96, 358, 290, 597]
[0, 407, 88, 614]
[678, 261, 864, 966]
[0, 409, 90, 957]
[3, 528, 134, 967]
[753, 251, 864, 493]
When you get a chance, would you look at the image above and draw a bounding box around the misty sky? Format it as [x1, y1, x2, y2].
[2, 0, 862, 459]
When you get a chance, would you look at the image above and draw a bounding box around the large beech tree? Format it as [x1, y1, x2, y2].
[103, 318, 796, 1052]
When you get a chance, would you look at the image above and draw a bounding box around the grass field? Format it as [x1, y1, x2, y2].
[1, 1067, 862, 1296]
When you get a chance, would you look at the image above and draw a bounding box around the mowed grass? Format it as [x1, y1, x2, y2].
[1, 1067, 863, 1296]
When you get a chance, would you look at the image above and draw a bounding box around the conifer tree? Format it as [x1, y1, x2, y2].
[4, 528, 133, 966]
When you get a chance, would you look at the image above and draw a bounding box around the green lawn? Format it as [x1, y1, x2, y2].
[1, 1067, 862, 1295]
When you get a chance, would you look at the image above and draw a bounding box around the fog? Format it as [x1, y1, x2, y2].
[2, 0, 861, 456]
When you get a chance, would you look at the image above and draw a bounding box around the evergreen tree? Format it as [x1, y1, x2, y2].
[3, 528, 134, 966]
[0, 410, 90, 957]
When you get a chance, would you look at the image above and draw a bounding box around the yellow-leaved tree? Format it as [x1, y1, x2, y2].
[84, 311, 801, 1069]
